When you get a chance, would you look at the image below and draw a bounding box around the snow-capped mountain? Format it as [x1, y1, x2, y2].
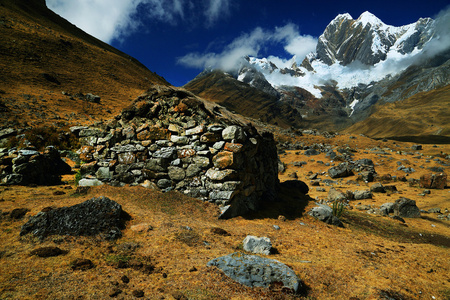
[315, 11, 434, 66]
[237, 11, 437, 98]
[185, 11, 450, 134]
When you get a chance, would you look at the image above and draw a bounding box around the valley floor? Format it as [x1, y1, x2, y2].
[0, 133, 449, 300]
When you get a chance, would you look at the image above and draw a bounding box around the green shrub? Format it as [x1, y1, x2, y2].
[74, 169, 82, 186]
[332, 201, 345, 218]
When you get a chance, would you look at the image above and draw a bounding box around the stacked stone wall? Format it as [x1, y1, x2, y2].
[74, 86, 279, 218]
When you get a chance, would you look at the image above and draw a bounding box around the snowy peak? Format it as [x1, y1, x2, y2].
[316, 11, 435, 66]
[356, 11, 385, 28]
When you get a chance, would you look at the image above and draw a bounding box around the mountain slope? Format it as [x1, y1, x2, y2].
[0, 0, 169, 128]
[184, 70, 303, 128]
[344, 84, 450, 139]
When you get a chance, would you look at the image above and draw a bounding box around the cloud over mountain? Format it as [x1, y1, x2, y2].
[177, 23, 318, 71]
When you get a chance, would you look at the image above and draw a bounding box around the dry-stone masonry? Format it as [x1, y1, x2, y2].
[73, 85, 279, 218]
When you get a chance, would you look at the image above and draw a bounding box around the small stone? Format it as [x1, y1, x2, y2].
[130, 223, 153, 232]
[30, 246, 66, 258]
[10, 208, 30, 219]
[109, 288, 122, 297]
[243, 235, 272, 255]
[132, 289, 144, 298]
[71, 258, 95, 271]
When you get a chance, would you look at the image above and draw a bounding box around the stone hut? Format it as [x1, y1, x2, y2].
[73, 85, 279, 218]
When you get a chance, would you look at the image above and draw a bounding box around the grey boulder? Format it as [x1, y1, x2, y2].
[207, 252, 302, 293]
[243, 235, 272, 255]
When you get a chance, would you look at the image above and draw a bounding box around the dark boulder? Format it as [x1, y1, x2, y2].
[393, 198, 420, 218]
[20, 196, 130, 240]
[328, 162, 353, 178]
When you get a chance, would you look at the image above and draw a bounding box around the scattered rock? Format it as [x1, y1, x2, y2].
[280, 180, 309, 194]
[109, 288, 122, 297]
[428, 208, 441, 214]
[370, 183, 386, 193]
[171, 291, 188, 300]
[243, 235, 273, 255]
[210, 227, 231, 236]
[328, 187, 346, 202]
[308, 204, 344, 227]
[71, 258, 95, 271]
[353, 190, 372, 200]
[379, 203, 395, 215]
[328, 162, 353, 178]
[419, 173, 447, 189]
[393, 198, 420, 218]
[207, 252, 302, 293]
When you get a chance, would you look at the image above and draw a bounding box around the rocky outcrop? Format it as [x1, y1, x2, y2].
[73, 86, 280, 218]
[0, 146, 71, 185]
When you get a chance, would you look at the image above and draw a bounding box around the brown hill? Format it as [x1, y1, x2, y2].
[184, 70, 303, 128]
[344, 85, 450, 141]
[0, 0, 169, 129]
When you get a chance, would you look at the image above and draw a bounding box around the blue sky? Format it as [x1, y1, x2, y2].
[46, 0, 449, 87]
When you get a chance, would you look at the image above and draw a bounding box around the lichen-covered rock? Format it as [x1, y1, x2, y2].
[20, 196, 129, 240]
[328, 162, 353, 178]
[243, 235, 272, 255]
[207, 252, 302, 293]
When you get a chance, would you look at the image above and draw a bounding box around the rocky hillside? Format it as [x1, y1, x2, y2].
[0, 0, 168, 130]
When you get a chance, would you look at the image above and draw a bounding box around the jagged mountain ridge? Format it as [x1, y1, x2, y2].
[185, 11, 450, 137]
[314, 11, 434, 66]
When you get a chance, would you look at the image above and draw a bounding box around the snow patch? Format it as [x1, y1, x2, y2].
[349, 99, 359, 116]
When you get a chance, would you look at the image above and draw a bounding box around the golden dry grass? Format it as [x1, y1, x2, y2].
[344, 85, 450, 138]
[0, 134, 449, 300]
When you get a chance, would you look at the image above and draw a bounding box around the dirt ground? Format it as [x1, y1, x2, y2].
[0, 133, 449, 300]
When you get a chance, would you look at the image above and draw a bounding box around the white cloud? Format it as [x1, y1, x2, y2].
[177, 23, 318, 71]
[284, 35, 319, 59]
[205, 0, 231, 27]
[46, 0, 234, 43]
[46, 0, 141, 43]
[421, 5, 450, 59]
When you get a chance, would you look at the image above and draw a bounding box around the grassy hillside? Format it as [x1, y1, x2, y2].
[0, 0, 169, 128]
[344, 85, 450, 139]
